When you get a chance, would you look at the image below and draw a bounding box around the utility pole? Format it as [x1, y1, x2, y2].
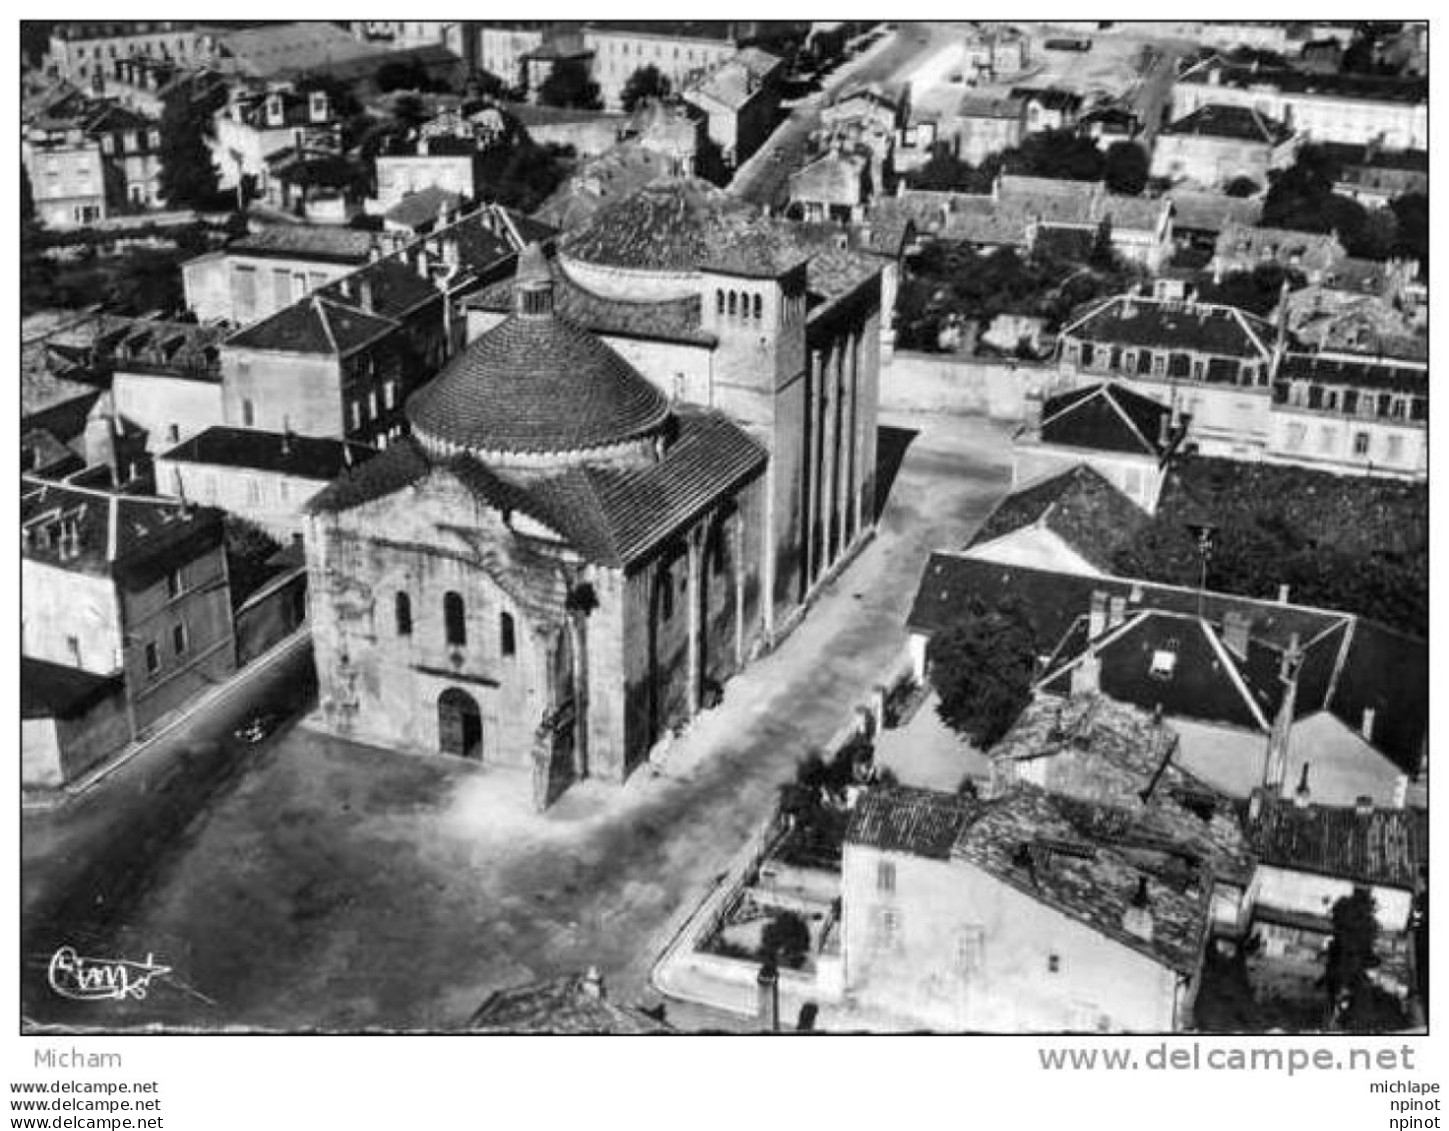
[1185, 521, 1217, 620]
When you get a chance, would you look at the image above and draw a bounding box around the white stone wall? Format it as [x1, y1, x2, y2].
[22, 561, 124, 675]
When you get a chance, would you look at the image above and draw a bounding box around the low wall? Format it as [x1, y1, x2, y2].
[881, 351, 1054, 420]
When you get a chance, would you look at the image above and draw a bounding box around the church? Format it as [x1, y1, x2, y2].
[304, 178, 882, 800]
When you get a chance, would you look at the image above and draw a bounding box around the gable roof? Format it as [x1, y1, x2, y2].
[968, 464, 1148, 572]
[1040, 383, 1177, 458]
[906, 555, 1425, 774]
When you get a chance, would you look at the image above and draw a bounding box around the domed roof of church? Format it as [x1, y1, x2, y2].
[559, 176, 807, 277]
[407, 245, 670, 457]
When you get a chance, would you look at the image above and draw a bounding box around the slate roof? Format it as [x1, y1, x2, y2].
[1161, 104, 1292, 145]
[310, 409, 765, 570]
[22, 657, 124, 721]
[1040, 384, 1177, 458]
[384, 187, 467, 232]
[846, 786, 977, 859]
[408, 289, 671, 456]
[1249, 796, 1426, 890]
[907, 555, 1426, 774]
[160, 426, 376, 480]
[992, 696, 1255, 885]
[1276, 352, 1426, 394]
[21, 475, 224, 584]
[1060, 295, 1275, 358]
[226, 294, 401, 357]
[968, 465, 1148, 572]
[468, 973, 670, 1033]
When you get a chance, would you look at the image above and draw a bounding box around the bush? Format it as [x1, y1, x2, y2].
[928, 596, 1037, 749]
[761, 911, 812, 969]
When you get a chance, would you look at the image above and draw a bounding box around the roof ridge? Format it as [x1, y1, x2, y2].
[1199, 618, 1272, 732]
[1102, 384, 1160, 455]
[310, 296, 340, 354]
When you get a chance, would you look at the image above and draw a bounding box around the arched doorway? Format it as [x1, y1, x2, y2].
[438, 688, 483, 761]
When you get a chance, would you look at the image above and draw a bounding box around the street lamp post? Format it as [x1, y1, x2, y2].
[1185, 521, 1218, 620]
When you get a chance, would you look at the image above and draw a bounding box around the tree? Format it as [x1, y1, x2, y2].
[476, 138, 574, 214]
[620, 64, 670, 111]
[1326, 888, 1380, 1024]
[157, 89, 221, 208]
[1198, 264, 1303, 318]
[927, 597, 1037, 749]
[1007, 128, 1105, 182]
[537, 59, 602, 111]
[903, 146, 998, 193]
[1089, 217, 1116, 270]
[1390, 192, 1428, 274]
[760, 911, 811, 969]
[1102, 141, 1148, 195]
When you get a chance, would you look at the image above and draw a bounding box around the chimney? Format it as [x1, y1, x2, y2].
[1247, 787, 1264, 823]
[1107, 595, 1126, 629]
[1088, 591, 1108, 639]
[1354, 795, 1373, 818]
[1276, 583, 1291, 605]
[359, 276, 374, 314]
[1070, 653, 1101, 696]
[281, 420, 294, 457]
[1157, 410, 1171, 449]
[1294, 763, 1312, 808]
[1122, 876, 1153, 941]
[1022, 389, 1043, 439]
[1361, 707, 1376, 742]
[756, 962, 780, 1033]
[1392, 774, 1409, 809]
[265, 91, 284, 128]
[1222, 609, 1251, 658]
[581, 966, 604, 1000]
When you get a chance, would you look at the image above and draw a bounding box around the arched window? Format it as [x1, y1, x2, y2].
[716, 288, 724, 314]
[444, 591, 466, 647]
[728, 291, 737, 317]
[752, 294, 762, 320]
[500, 611, 516, 657]
[395, 591, 412, 636]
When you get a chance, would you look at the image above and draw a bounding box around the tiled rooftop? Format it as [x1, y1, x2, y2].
[1249, 795, 1426, 890]
[311, 408, 765, 570]
[227, 225, 380, 264]
[469, 972, 669, 1033]
[846, 785, 976, 859]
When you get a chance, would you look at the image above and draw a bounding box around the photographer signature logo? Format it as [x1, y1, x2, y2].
[47, 947, 172, 1002]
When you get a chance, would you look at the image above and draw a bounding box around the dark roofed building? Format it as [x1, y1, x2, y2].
[22, 476, 237, 778]
[905, 553, 1426, 801]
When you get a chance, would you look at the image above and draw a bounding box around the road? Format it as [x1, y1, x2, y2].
[731, 24, 948, 209]
[21, 637, 315, 1021]
[20, 411, 1014, 1032]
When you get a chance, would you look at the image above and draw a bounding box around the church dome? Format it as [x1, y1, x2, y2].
[407, 244, 670, 461]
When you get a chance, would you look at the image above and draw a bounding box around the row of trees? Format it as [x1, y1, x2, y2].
[906, 132, 1151, 197]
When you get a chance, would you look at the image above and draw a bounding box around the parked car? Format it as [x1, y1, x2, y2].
[233, 711, 281, 745]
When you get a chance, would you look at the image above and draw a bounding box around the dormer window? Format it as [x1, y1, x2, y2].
[1149, 644, 1178, 680]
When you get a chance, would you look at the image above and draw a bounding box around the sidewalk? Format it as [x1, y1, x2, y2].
[23, 630, 312, 811]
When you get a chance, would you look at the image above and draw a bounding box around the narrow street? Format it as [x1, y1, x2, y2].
[22, 411, 1013, 1032]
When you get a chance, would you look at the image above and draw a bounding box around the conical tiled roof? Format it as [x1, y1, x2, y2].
[407, 245, 669, 457]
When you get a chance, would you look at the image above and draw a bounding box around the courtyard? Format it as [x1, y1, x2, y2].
[22, 410, 1013, 1033]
